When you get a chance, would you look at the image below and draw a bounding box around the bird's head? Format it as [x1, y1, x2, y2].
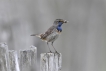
[54, 19, 68, 26]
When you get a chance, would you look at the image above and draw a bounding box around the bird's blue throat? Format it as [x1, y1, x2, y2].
[57, 22, 63, 32]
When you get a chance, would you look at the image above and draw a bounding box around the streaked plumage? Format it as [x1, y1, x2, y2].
[31, 19, 68, 53]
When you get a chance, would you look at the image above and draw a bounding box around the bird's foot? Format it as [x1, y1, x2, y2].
[50, 51, 52, 53]
[46, 51, 53, 55]
[54, 51, 60, 56]
[55, 51, 59, 54]
[47, 51, 52, 53]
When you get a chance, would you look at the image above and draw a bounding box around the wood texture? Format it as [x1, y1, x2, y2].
[19, 46, 37, 71]
[0, 43, 10, 71]
[0, 43, 37, 71]
[40, 53, 62, 71]
[9, 50, 20, 71]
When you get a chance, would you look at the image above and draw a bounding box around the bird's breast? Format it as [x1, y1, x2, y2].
[57, 26, 62, 32]
[46, 31, 60, 42]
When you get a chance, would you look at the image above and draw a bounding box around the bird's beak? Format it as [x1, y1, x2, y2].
[64, 20, 68, 23]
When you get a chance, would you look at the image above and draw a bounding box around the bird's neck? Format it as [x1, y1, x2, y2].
[56, 22, 63, 32]
[58, 22, 63, 27]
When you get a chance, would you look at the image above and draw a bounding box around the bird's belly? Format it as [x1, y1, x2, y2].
[46, 32, 60, 42]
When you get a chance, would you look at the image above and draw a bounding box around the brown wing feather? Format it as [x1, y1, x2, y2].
[40, 25, 56, 39]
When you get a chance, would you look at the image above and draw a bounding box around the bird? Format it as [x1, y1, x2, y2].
[31, 19, 68, 53]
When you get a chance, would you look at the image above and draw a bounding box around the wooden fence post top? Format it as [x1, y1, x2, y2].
[40, 53, 62, 71]
[0, 43, 8, 48]
[19, 45, 37, 71]
[0, 43, 10, 71]
[9, 50, 20, 71]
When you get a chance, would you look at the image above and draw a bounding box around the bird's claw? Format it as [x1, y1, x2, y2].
[55, 51, 59, 54]
[47, 51, 52, 53]
[50, 51, 52, 53]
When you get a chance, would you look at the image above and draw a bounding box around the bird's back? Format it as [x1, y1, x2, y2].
[40, 25, 60, 42]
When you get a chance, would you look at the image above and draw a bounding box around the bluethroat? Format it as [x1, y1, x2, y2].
[31, 19, 68, 53]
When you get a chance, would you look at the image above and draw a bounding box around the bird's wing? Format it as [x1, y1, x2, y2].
[40, 25, 56, 39]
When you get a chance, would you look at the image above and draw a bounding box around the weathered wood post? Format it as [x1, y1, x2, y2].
[9, 50, 20, 71]
[40, 53, 62, 71]
[0, 43, 62, 71]
[0, 43, 10, 71]
[19, 46, 37, 71]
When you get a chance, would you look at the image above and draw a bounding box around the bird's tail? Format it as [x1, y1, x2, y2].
[31, 34, 41, 38]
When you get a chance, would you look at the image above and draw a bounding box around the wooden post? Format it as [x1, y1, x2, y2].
[0, 43, 10, 71]
[9, 50, 20, 71]
[19, 46, 37, 71]
[40, 53, 62, 71]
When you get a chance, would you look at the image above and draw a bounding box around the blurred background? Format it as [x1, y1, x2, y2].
[0, 0, 106, 71]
